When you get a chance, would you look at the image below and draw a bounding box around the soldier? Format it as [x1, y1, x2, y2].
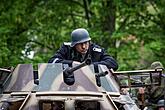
[157, 99, 165, 110]
[48, 28, 118, 71]
[138, 61, 165, 110]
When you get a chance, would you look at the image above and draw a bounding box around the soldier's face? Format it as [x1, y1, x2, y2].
[75, 41, 89, 55]
[158, 107, 164, 110]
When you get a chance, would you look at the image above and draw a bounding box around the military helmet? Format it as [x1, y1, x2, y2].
[71, 28, 91, 47]
[157, 99, 164, 107]
[150, 61, 164, 69]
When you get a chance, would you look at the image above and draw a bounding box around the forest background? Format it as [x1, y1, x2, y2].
[0, 0, 164, 70]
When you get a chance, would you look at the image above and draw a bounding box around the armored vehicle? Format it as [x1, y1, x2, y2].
[0, 60, 163, 110]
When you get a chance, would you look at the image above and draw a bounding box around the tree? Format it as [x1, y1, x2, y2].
[0, 0, 164, 70]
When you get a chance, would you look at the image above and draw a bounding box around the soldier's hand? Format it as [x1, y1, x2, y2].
[121, 88, 129, 95]
[72, 61, 81, 65]
[72, 61, 81, 67]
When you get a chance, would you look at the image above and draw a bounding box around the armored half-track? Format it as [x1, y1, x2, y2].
[0, 60, 163, 110]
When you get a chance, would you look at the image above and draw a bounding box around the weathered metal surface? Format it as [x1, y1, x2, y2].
[37, 63, 119, 92]
[0, 63, 142, 110]
[4, 64, 35, 92]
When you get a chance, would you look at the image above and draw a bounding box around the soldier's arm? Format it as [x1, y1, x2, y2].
[48, 44, 73, 65]
[93, 48, 118, 71]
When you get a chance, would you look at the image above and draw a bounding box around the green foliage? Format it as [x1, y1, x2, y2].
[0, 0, 164, 70]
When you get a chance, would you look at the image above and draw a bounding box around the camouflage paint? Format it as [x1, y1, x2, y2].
[0, 63, 140, 110]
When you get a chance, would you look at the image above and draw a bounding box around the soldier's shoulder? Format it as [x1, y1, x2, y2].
[63, 42, 71, 46]
[60, 42, 72, 50]
[91, 43, 102, 52]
